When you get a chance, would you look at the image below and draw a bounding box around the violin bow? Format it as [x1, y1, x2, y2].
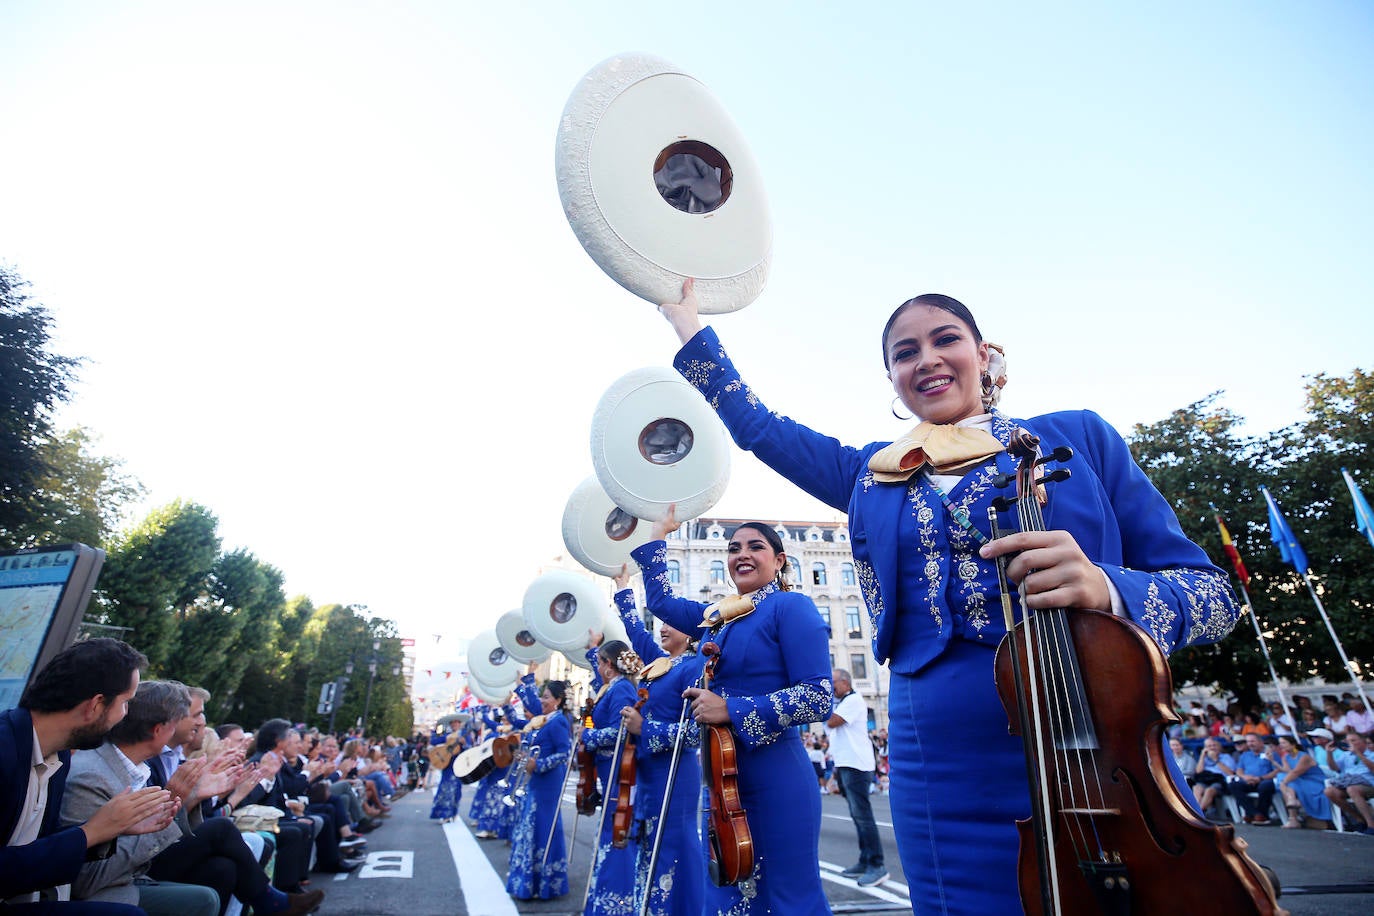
[540, 748, 580, 873]
[639, 691, 693, 916]
[579, 718, 629, 914]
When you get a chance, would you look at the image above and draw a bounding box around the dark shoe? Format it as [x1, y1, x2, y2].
[283, 888, 326, 915]
[839, 863, 864, 879]
[1251, 816, 1272, 826]
[356, 818, 379, 833]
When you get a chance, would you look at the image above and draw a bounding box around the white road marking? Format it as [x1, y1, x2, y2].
[444, 821, 519, 915]
[819, 860, 910, 899]
[358, 851, 414, 879]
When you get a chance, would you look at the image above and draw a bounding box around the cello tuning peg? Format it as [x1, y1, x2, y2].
[1044, 468, 1071, 485]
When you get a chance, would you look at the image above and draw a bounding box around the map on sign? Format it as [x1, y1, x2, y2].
[0, 545, 103, 711]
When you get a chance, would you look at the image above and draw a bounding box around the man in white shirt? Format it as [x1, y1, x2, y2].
[1344, 695, 1374, 736]
[826, 669, 888, 888]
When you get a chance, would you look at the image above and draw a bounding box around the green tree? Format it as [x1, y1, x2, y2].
[5, 427, 144, 548]
[1129, 371, 1374, 707]
[0, 264, 81, 542]
[96, 500, 221, 671]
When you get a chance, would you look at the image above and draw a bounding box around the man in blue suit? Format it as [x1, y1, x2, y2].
[1, 637, 173, 914]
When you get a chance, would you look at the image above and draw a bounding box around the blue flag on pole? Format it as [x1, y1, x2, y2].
[1261, 486, 1309, 575]
[1342, 468, 1374, 552]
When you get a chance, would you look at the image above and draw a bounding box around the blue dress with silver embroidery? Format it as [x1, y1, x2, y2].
[632, 545, 834, 916]
[671, 325, 1244, 915]
[504, 709, 571, 900]
[581, 674, 641, 916]
[614, 589, 706, 916]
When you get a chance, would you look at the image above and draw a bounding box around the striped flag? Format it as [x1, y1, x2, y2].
[1341, 468, 1374, 551]
[1209, 503, 1250, 587]
[1261, 486, 1309, 575]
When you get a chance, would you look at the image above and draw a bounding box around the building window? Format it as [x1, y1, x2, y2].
[850, 653, 867, 680]
[845, 607, 862, 640]
[812, 562, 828, 586]
[816, 605, 832, 636]
[829, 653, 835, 670]
[841, 562, 856, 586]
[667, 559, 680, 585]
[788, 557, 801, 584]
[710, 560, 726, 584]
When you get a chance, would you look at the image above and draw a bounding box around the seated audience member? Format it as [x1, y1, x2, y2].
[360, 747, 396, 802]
[313, 737, 373, 832]
[62, 681, 323, 916]
[1305, 728, 1343, 777]
[1323, 731, 1374, 835]
[1323, 698, 1349, 735]
[1239, 712, 1272, 737]
[1343, 695, 1374, 735]
[339, 740, 388, 816]
[3, 638, 175, 915]
[1169, 738, 1196, 787]
[1218, 734, 1278, 824]
[236, 720, 326, 888]
[1271, 734, 1332, 828]
[279, 726, 366, 871]
[1266, 702, 1296, 737]
[1192, 737, 1235, 819]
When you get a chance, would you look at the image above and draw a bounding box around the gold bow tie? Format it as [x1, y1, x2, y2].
[700, 593, 756, 630]
[639, 657, 674, 682]
[523, 714, 547, 732]
[868, 422, 1004, 482]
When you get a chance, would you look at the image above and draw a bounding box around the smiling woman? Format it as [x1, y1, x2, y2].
[653, 280, 1251, 914]
[631, 507, 834, 915]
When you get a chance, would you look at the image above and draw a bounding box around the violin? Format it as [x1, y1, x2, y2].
[990, 429, 1282, 915]
[576, 697, 600, 815]
[611, 685, 649, 848]
[698, 642, 754, 887]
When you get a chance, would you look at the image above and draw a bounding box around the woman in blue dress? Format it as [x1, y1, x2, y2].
[631, 519, 834, 915]
[578, 640, 643, 915]
[608, 574, 707, 916]
[428, 722, 465, 823]
[655, 282, 1244, 914]
[505, 680, 572, 900]
[468, 705, 512, 838]
[1273, 734, 1333, 827]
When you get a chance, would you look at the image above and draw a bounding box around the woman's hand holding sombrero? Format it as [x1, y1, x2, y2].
[659, 278, 704, 345]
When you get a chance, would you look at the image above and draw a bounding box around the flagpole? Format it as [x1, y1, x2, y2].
[1210, 505, 1291, 715]
[1261, 486, 1374, 712]
[1235, 581, 1292, 717]
[1295, 568, 1373, 712]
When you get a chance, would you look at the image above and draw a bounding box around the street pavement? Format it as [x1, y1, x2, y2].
[314, 783, 1371, 915]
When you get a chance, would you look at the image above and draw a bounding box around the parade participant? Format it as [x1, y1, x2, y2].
[655, 282, 1243, 914]
[469, 706, 511, 839]
[608, 569, 706, 916]
[505, 682, 571, 901]
[631, 513, 833, 915]
[427, 721, 465, 824]
[578, 641, 642, 915]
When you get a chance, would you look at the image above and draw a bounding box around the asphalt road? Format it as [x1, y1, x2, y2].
[313, 783, 1371, 915]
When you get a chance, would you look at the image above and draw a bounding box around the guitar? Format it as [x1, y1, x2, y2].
[427, 732, 461, 770]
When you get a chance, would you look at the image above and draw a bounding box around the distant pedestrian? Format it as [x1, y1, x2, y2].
[827, 668, 888, 888]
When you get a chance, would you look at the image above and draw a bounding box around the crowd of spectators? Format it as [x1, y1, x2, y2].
[4, 637, 429, 915]
[1170, 691, 1374, 835]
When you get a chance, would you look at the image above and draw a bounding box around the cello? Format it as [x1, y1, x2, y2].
[697, 642, 754, 887]
[989, 429, 1283, 915]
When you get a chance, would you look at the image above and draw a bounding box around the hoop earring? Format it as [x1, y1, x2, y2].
[891, 397, 913, 421]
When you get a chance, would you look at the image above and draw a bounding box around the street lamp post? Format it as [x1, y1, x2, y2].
[359, 640, 403, 736]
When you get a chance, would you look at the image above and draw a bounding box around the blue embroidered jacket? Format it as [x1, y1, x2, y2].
[675, 326, 1241, 676]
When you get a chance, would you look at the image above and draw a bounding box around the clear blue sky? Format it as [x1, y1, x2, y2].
[2, 2, 1370, 675]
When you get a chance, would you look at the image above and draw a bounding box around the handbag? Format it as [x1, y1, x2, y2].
[230, 804, 283, 834]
